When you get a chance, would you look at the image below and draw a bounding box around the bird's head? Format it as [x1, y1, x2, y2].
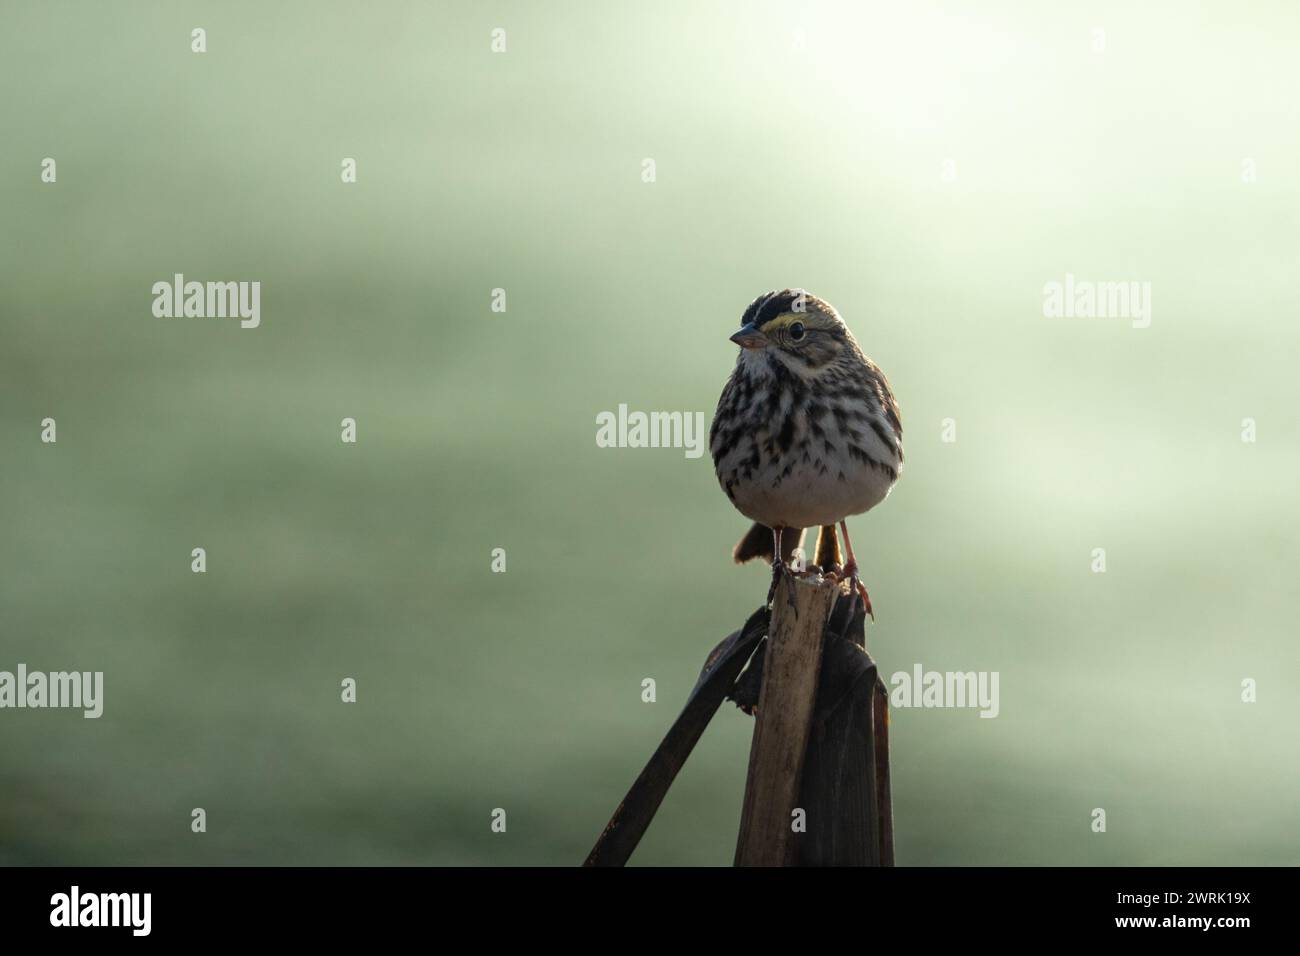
[730, 289, 852, 374]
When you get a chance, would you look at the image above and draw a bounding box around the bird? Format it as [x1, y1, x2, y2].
[709, 289, 903, 618]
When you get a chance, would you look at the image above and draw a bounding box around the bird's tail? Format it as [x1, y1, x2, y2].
[732, 523, 806, 564]
[814, 524, 841, 569]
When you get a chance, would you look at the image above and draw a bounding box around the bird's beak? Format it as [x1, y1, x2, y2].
[729, 323, 768, 350]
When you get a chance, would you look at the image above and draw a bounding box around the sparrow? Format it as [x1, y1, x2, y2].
[709, 290, 903, 617]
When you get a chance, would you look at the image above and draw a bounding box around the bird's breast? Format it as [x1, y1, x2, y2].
[712, 396, 902, 528]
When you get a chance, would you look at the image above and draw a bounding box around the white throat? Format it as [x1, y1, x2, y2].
[737, 347, 817, 381]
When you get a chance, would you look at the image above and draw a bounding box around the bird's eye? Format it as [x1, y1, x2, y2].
[789, 322, 806, 342]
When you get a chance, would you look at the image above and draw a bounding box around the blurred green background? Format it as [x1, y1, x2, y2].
[2, 1, 1297, 865]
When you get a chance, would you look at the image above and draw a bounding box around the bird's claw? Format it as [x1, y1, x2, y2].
[766, 558, 799, 617]
[841, 560, 875, 622]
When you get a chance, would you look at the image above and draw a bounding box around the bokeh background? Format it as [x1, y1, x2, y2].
[2, 1, 1297, 865]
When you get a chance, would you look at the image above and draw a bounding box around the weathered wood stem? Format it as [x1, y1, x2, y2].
[734, 574, 836, 866]
[584, 573, 894, 867]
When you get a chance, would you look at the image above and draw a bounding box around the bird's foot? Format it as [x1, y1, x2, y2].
[766, 557, 799, 616]
[840, 559, 875, 622]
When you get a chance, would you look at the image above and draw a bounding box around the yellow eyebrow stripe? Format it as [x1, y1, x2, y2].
[759, 312, 805, 333]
